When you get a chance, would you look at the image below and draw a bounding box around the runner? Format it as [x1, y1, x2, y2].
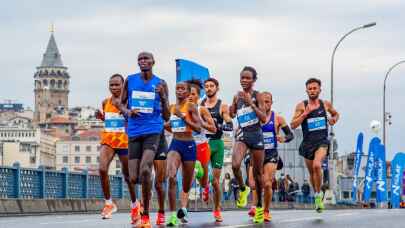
[248, 91, 294, 222]
[119, 52, 170, 227]
[201, 77, 234, 222]
[229, 66, 267, 224]
[187, 79, 217, 206]
[166, 81, 202, 226]
[291, 78, 339, 213]
[96, 74, 137, 220]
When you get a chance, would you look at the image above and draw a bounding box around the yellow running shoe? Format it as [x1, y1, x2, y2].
[253, 207, 264, 224]
[236, 186, 251, 208]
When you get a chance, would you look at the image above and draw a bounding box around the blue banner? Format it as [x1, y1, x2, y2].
[352, 132, 364, 202]
[390, 152, 405, 208]
[176, 59, 210, 97]
[363, 137, 380, 203]
[375, 143, 387, 203]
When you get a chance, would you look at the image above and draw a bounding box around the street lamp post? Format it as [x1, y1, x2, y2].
[327, 22, 376, 191]
[330, 22, 376, 158]
[383, 60, 405, 146]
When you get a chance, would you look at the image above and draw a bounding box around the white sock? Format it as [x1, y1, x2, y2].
[131, 202, 138, 209]
[105, 198, 113, 205]
[314, 192, 320, 197]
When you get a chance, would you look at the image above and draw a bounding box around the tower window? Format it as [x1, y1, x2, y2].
[50, 79, 55, 89]
[43, 79, 48, 87]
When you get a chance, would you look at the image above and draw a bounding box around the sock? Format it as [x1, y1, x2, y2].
[131, 202, 138, 209]
[314, 192, 320, 197]
[105, 198, 113, 205]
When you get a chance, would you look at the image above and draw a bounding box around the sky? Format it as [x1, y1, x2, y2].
[1, 0, 405, 159]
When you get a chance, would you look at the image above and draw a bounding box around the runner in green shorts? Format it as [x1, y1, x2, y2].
[201, 77, 233, 222]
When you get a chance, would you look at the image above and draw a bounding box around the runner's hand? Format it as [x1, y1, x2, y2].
[95, 110, 104, 120]
[328, 116, 337, 126]
[303, 103, 317, 116]
[241, 92, 253, 106]
[277, 135, 285, 143]
[128, 109, 140, 117]
[155, 84, 167, 102]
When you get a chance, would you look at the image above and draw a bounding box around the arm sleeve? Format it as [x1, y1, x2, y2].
[281, 125, 294, 143]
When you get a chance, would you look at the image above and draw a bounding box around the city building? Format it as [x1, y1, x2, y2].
[34, 31, 70, 125]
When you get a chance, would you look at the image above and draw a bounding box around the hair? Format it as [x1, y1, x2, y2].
[262, 91, 273, 102]
[241, 66, 257, 80]
[186, 79, 202, 94]
[305, 77, 321, 87]
[110, 73, 124, 83]
[204, 77, 219, 87]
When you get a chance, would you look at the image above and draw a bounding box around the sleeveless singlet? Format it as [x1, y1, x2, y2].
[261, 111, 278, 151]
[169, 102, 193, 134]
[100, 98, 128, 149]
[201, 98, 224, 140]
[301, 100, 328, 143]
[236, 91, 261, 132]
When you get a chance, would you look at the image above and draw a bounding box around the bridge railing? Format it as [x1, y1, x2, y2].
[0, 163, 126, 199]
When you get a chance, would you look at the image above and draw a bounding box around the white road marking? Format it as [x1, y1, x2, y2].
[280, 216, 323, 223]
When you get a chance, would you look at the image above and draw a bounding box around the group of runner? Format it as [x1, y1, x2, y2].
[95, 51, 340, 227]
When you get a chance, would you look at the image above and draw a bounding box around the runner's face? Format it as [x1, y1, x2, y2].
[176, 83, 189, 100]
[204, 81, 218, 98]
[137, 54, 154, 72]
[109, 77, 123, 97]
[306, 82, 321, 100]
[188, 87, 199, 104]
[240, 71, 255, 90]
[263, 93, 273, 112]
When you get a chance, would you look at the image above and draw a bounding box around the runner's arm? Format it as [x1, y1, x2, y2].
[252, 92, 267, 123]
[95, 99, 107, 121]
[277, 116, 294, 143]
[118, 78, 131, 116]
[201, 107, 217, 133]
[229, 95, 238, 118]
[185, 103, 202, 133]
[160, 80, 171, 122]
[290, 102, 306, 129]
[164, 121, 172, 133]
[221, 103, 233, 123]
[324, 100, 339, 126]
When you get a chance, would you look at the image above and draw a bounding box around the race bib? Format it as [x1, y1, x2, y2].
[237, 106, 258, 128]
[131, 91, 155, 113]
[170, 116, 186, 133]
[307, 117, 326, 132]
[104, 112, 125, 133]
[263, 132, 275, 150]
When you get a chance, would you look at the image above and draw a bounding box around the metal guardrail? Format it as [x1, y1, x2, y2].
[0, 163, 125, 199]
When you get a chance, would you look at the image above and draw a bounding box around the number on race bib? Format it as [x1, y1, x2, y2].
[104, 112, 125, 133]
[263, 132, 275, 150]
[170, 116, 186, 133]
[307, 117, 326, 132]
[131, 91, 155, 113]
[237, 106, 258, 128]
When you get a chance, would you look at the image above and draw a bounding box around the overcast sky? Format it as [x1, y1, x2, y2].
[1, 0, 405, 159]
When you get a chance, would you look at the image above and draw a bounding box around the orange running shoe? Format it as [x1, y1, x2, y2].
[139, 215, 151, 228]
[130, 202, 141, 225]
[213, 210, 223, 222]
[101, 202, 117, 219]
[202, 186, 210, 203]
[156, 212, 165, 225]
[264, 210, 272, 222]
[248, 206, 256, 217]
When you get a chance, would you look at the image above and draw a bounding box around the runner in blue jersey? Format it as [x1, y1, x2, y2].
[291, 78, 339, 213]
[119, 52, 170, 227]
[229, 66, 267, 224]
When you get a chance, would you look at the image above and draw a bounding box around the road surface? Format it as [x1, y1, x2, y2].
[1, 209, 404, 228]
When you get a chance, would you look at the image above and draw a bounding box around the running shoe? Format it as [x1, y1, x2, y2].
[202, 186, 210, 203]
[139, 215, 151, 228]
[101, 202, 117, 219]
[156, 212, 165, 225]
[248, 206, 256, 217]
[236, 186, 251, 208]
[177, 208, 188, 224]
[253, 207, 264, 224]
[264, 210, 272, 222]
[213, 210, 223, 222]
[315, 194, 325, 213]
[130, 202, 141, 225]
[167, 213, 178, 227]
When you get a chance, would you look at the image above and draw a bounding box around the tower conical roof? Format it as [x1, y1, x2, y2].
[40, 33, 64, 68]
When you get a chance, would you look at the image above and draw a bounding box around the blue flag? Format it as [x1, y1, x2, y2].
[363, 137, 380, 203]
[176, 59, 210, 97]
[352, 132, 364, 202]
[390, 152, 405, 208]
[375, 144, 387, 203]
